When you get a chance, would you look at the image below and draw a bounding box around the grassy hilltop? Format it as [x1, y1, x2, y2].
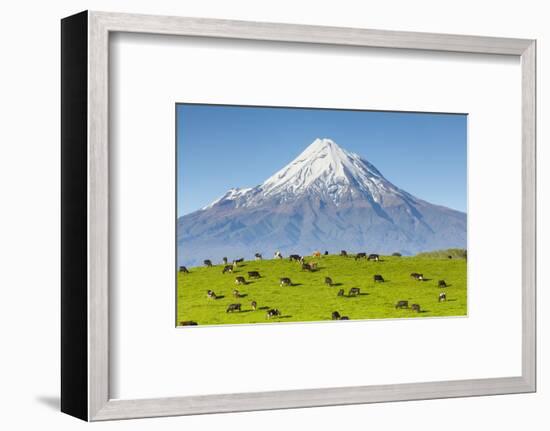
[177, 253, 467, 326]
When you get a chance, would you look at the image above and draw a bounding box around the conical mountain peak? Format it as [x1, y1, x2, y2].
[199, 138, 408, 210]
[260, 138, 392, 201]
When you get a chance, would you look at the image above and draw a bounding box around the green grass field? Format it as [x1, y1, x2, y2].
[177, 254, 467, 326]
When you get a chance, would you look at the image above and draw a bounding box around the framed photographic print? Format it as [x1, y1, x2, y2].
[61, 11, 536, 421]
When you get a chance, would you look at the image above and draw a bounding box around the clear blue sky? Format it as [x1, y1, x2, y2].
[177, 104, 467, 216]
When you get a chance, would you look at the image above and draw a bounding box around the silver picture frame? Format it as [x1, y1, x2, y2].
[61, 10, 536, 421]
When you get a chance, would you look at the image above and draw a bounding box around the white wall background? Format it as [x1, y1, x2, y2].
[0, 0, 546, 429]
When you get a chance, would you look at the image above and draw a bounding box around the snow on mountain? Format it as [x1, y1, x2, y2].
[201, 138, 412, 209]
[177, 138, 466, 267]
[261, 138, 396, 202]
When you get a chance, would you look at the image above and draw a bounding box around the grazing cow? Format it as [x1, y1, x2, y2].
[312, 251, 321, 258]
[348, 287, 361, 297]
[337, 289, 345, 297]
[222, 265, 233, 274]
[235, 276, 246, 285]
[438, 280, 447, 288]
[179, 320, 198, 326]
[233, 289, 242, 298]
[279, 277, 292, 287]
[355, 252, 367, 260]
[254, 253, 263, 260]
[340, 250, 348, 257]
[248, 271, 261, 279]
[233, 257, 244, 264]
[203, 259, 213, 267]
[266, 308, 281, 319]
[411, 304, 421, 312]
[289, 254, 301, 262]
[395, 300, 408, 309]
[302, 263, 313, 272]
[367, 254, 380, 261]
[274, 251, 283, 259]
[226, 303, 241, 313]
[222, 257, 228, 264]
[410, 272, 424, 281]
[206, 290, 217, 299]
[439, 293, 447, 302]
[324, 250, 329, 256]
[373, 274, 385, 283]
[251, 300, 257, 310]
[332, 311, 341, 320]
[324, 277, 333, 286]
[179, 266, 189, 273]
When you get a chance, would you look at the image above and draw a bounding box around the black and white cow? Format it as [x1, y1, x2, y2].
[411, 304, 421, 312]
[324, 277, 333, 286]
[367, 254, 380, 261]
[179, 266, 189, 273]
[226, 303, 241, 313]
[289, 254, 301, 262]
[331, 311, 341, 320]
[337, 289, 345, 297]
[439, 292, 447, 302]
[410, 272, 424, 281]
[340, 250, 348, 257]
[373, 274, 385, 282]
[355, 252, 367, 260]
[206, 290, 217, 299]
[266, 308, 281, 319]
[235, 276, 246, 285]
[254, 253, 263, 260]
[279, 277, 292, 287]
[395, 300, 408, 309]
[248, 271, 261, 279]
[222, 265, 233, 274]
[203, 259, 213, 267]
[348, 287, 361, 297]
[438, 280, 447, 288]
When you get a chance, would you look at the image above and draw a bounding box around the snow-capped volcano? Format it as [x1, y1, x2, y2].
[203, 138, 411, 210]
[178, 138, 466, 266]
[261, 138, 403, 203]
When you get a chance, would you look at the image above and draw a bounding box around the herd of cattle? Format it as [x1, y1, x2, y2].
[178, 250, 452, 326]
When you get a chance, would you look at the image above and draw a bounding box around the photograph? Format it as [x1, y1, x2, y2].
[176, 104, 467, 326]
